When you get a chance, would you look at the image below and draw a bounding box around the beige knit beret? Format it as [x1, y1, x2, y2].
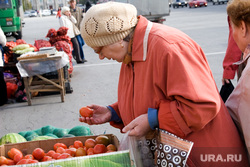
[61, 6, 70, 14]
[80, 2, 138, 48]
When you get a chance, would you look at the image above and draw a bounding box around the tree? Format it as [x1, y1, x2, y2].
[22, 0, 32, 11]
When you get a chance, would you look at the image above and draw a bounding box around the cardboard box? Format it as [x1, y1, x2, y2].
[0, 134, 132, 167]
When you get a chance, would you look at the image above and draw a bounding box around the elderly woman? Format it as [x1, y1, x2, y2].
[225, 0, 250, 158]
[79, 2, 248, 166]
[59, 6, 84, 64]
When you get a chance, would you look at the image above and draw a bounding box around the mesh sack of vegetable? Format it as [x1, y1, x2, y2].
[46, 28, 57, 38]
[57, 27, 68, 36]
[34, 39, 52, 51]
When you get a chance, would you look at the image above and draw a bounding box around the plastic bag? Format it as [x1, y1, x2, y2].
[119, 129, 194, 167]
[119, 131, 155, 167]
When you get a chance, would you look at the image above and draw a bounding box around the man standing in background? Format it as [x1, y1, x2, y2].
[69, 0, 83, 30]
[69, 0, 87, 63]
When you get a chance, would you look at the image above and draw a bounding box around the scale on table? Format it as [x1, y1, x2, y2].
[37, 47, 57, 55]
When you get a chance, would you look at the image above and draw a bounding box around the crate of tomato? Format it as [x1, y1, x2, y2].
[0, 134, 132, 166]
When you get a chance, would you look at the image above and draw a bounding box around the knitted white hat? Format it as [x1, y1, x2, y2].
[61, 6, 70, 15]
[80, 2, 138, 48]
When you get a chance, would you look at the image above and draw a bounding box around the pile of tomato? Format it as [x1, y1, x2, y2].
[0, 135, 117, 166]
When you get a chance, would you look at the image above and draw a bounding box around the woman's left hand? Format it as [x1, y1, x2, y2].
[122, 114, 151, 138]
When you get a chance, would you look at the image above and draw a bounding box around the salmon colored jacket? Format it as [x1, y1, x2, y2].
[109, 16, 248, 166]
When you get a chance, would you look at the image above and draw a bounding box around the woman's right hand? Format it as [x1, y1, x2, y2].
[79, 104, 111, 125]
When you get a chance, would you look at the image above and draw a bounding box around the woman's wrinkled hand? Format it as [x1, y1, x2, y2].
[122, 114, 151, 138]
[79, 104, 111, 125]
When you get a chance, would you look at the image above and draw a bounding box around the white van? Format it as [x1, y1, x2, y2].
[212, 0, 228, 5]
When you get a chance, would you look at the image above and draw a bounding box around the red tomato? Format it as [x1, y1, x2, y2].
[23, 154, 34, 160]
[52, 153, 61, 160]
[56, 147, 66, 154]
[54, 143, 67, 151]
[75, 147, 86, 157]
[79, 107, 93, 117]
[87, 148, 94, 155]
[14, 153, 23, 163]
[65, 148, 76, 157]
[6, 158, 15, 165]
[32, 148, 45, 160]
[16, 159, 30, 165]
[0, 156, 8, 165]
[46, 150, 56, 157]
[74, 140, 83, 149]
[42, 156, 53, 162]
[7, 148, 23, 160]
[84, 138, 96, 149]
[68, 145, 75, 149]
[106, 144, 117, 151]
[28, 159, 39, 164]
[57, 153, 71, 159]
[93, 144, 107, 154]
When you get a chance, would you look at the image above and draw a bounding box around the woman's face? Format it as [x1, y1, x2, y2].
[231, 19, 250, 52]
[92, 40, 128, 62]
[63, 11, 70, 16]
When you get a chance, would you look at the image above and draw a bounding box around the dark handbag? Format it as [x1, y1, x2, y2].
[219, 80, 234, 102]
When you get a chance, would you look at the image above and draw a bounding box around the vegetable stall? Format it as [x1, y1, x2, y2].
[3, 27, 74, 105]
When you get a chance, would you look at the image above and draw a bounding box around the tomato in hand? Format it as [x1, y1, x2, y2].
[79, 107, 93, 117]
[32, 148, 45, 160]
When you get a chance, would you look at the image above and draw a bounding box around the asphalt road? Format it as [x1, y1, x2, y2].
[1, 3, 231, 141]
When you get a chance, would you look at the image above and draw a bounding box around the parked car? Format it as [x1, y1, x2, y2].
[52, 9, 57, 15]
[212, 0, 228, 5]
[24, 11, 31, 17]
[172, 0, 188, 8]
[29, 10, 37, 17]
[41, 9, 51, 16]
[189, 0, 207, 8]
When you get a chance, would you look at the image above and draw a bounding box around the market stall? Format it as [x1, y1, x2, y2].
[16, 51, 69, 105]
[3, 27, 74, 105]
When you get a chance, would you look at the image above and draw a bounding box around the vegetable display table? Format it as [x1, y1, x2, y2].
[16, 52, 69, 105]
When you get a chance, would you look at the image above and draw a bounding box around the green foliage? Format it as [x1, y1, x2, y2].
[22, 0, 32, 11]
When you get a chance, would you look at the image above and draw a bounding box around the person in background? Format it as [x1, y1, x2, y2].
[222, 16, 242, 85]
[69, 0, 87, 63]
[56, 7, 61, 19]
[0, 26, 7, 106]
[85, 0, 92, 12]
[225, 0, 250, 159]
[79, 2, 249, 166]
[59, 6, 84, 64]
